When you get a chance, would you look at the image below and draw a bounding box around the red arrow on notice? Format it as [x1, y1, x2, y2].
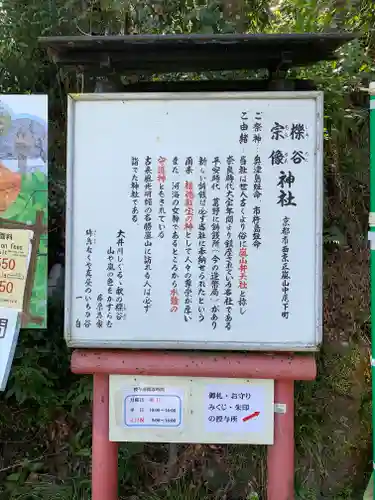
[242, 411, 260, 422]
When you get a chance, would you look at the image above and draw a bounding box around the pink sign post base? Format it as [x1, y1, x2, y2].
[71, 350, 316, 500]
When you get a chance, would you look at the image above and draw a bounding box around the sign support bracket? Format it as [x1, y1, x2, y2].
[72, 349, 316, 500]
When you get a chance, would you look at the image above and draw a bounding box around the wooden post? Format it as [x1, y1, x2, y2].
[92, 373, 118, 500]
[21, 210, 44, 326]
[267, 380, 295, 500]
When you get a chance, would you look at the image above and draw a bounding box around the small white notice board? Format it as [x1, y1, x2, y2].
[66, 92, 323, 350]
[109, 375, 274, 445]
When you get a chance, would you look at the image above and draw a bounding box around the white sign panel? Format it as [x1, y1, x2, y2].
[123, 387, 183, 428]
[66, 92, 323, 350]
[0, 307, 21, 391]
[109, 375, 274, 444]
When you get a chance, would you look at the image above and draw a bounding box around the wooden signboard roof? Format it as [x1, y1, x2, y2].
[39, 32, 358, 74]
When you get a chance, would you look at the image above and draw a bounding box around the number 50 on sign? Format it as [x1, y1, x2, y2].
[0, 280, 15, 294]
[0, 258, 16, 271]
[0, 258, 17, 294]
[0, 230, 32, 311]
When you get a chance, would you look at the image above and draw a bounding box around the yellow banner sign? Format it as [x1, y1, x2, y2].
[0, 229, 32, 310]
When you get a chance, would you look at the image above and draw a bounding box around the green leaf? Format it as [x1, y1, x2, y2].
[76, 448, 91, 457]
[32, 170, 47, 185]
[6, 473, 22, 482]
[201, 24, 214, 34]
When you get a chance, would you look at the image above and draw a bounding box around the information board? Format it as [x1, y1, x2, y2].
[0, 95, 48, 328]
[66, 92, 323, 350]
[109, 375, 274, 445]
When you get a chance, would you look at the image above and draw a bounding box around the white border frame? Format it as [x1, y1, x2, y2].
[65, 91, 324, 351]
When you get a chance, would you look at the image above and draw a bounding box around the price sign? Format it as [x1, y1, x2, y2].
[0, 229, 32, 310]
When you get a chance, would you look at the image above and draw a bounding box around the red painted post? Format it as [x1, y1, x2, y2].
[267, 379, 295, 500]
[92, 373, 118, 500]
[71, 350, 316, 381]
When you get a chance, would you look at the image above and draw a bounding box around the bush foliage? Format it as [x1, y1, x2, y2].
[0, 1, 374, 498]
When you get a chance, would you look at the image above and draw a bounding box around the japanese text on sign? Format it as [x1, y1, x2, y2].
[68, 94, 322, 350]
[204, 384, 269, 433]
[124, 387, 182, 428]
